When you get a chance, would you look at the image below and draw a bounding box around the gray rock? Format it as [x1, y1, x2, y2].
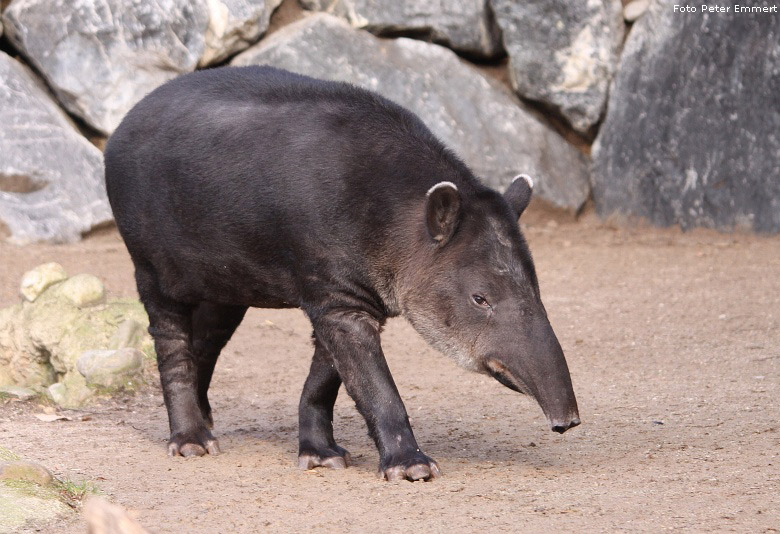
[200, 0, 283, 66]
[493, 0, 624, 133]
[592, 1, 780, 232]
[0, 53, 112, 244]
[232, 14, 590, 210]
[77, 348, 144, 388]
[2, 0, 210, 135]
[300, 0, 502, 58]
[0, 385, 37, 401]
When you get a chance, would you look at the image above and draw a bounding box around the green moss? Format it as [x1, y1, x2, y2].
[0, 473, 97, 529]
[54, 477, 101, 509]
[0, 447, 20, 462]
[0, 482, 69, 530]
[2, 478, 57, 500]
[2, 471, 100, 511]
[1, 277, 156, 407]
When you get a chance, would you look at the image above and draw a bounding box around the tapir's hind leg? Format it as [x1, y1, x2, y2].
[191, 302, 247, 428]
[298, 335, 351, 469]
[135, 267, 218, 457]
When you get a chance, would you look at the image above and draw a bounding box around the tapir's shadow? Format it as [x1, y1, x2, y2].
[205, 415, 571, 471]
[121, 387, 574, 470]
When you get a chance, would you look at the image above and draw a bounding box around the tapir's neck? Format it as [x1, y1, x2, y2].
[361, 166, 482, 319]
[376, 198, 445, 319]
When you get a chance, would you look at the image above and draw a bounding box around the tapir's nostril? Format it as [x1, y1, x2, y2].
[551, 418, 580, 434]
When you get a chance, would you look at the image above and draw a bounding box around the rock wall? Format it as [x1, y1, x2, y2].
[0, 53, 111, 244]
[232, 14, 590, 209]
[0, 0, 777, 240]
[593, 0, 780, 232]
[299, 0, 503, 59]
[492, 0, 624, 134]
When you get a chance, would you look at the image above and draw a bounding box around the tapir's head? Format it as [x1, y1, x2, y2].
[401, 175, 580, 434]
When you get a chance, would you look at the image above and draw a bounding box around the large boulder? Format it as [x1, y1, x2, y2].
[0, 52, 111, 244]
[2, 0, 209, 135]
[2, 1, 283, 135]
[200, 0, 283, 66]
[232, 14, 590, 210]
[493, 0, 624, 134]
[592, 0, 780, 232]
[300, 0, 503, 59]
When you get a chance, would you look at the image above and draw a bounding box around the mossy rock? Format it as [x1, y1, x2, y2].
[0, 481, 70, 532]
[0, 267, 155, 408]
[0, 454, 72, 532]
[0, 385, 36, 401]
[19, 263, 68, 303]
[0, 461, 54, 486]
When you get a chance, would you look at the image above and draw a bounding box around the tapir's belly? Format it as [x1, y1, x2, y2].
[139, 232, 308, 309]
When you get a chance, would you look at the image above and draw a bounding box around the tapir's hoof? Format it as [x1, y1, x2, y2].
[298, 445, 351, 470]
[168, 429, 220, 457]
[380, 453, 441, 482]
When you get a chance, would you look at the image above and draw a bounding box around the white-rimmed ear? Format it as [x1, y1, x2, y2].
[504, 174, 533, 218]
[425, 181, 461, 246]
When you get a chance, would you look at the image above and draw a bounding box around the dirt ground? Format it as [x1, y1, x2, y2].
[1, 209, 778, 533]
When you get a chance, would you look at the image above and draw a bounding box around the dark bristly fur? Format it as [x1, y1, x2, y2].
[105, 66, 579, 482]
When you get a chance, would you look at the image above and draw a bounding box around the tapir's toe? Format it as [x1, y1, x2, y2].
[381, 453, 441, 482]
[298, 445, 351, 470]
[167, 429, 220, 457]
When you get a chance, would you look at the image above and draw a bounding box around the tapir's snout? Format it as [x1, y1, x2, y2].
[551, 416, 580, 434]
[484, 316, 580, 434]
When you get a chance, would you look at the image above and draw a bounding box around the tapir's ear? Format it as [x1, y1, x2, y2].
[425, 181, 461, 246]
[504, 174, 534, 218]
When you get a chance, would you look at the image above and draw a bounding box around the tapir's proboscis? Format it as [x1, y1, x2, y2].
[105, 66, 580, 482]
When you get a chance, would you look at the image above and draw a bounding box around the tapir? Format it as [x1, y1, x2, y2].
[104, 66, 580, 482]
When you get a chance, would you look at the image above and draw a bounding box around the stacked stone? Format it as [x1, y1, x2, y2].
[0, 0, 777, 237]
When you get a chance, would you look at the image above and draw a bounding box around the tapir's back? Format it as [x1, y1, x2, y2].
[105, 66, 473, 308]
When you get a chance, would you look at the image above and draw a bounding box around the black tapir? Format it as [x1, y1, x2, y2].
[105, 66, 580, 482]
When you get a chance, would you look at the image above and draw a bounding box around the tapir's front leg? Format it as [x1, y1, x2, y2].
[311, 310, 441, 482]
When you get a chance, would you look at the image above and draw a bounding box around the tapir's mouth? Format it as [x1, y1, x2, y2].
[484, 358, 530, 397]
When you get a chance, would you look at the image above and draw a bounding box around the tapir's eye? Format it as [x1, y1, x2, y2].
[472, 294, 491, 308]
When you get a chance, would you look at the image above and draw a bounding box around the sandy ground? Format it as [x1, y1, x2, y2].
[0, 210, 778, 533]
